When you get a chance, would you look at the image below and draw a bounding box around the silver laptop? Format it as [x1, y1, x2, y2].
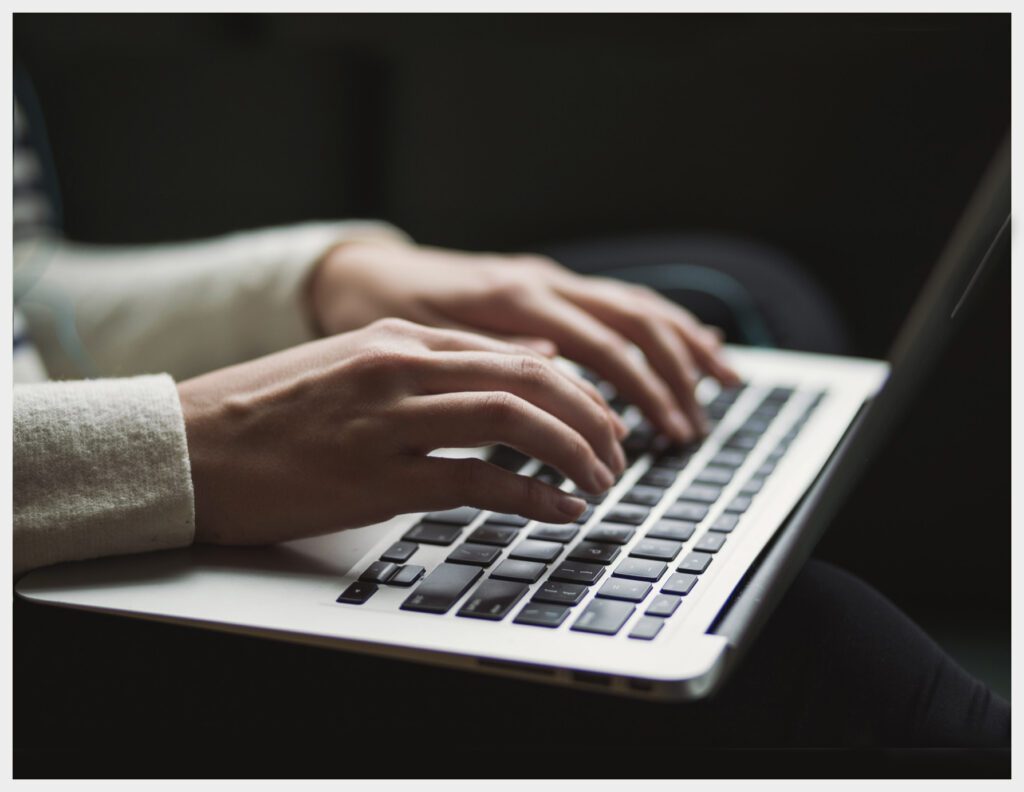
[15, 137, 1008, 701]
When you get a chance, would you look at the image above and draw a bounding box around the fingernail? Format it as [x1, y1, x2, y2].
[593, 461, 615, 491]
[612, 412, 629, 439]
[557, 494, 587, 518]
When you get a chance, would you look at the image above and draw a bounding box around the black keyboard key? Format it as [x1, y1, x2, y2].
[400, 563, 482, 614]
[664, 501, 709, 522]
[613, 557, 667, 582]
[725, 495, 753, 513]
[694, 533, 727, 553]
[515, 602, 570, 628]
[489, 444, 530, 472]
[695, 466, 734, 486]
[425, 507, 480, 525]
[596, 578, 652, 603]
[662, 572, 699, 595]
[533, 465, 564, 486]
[619, 485, 665, 507]
[458, 579, 529, 621]
[530, 523, 580, 543]
[709, 513, 740, 533]
[623, 423, 656, 456]
[568, 541, 621, 565]
[510, 539, 563, 563]
[677, 484, 722, 504]
[751, 403, 782, 420]
[388, 564, 426, 587]
[756, 461, 777, 477]
[447, 543, 502, 567]
[468, 525, 519, 547]
[646, 593, 681, 617]
[629, 616, 665, 641]
[725, 432, 760, 451]
[640, 467, 677, 488]
[532, 580, 588, 606]
[677, 552, 713, 574]
[646, 519, 696, 542]
[740, 477, 766, 496]
[711, 449, 747, 468]
[605, 503, 650, 525]
[585, 522, 636, 545]
[550, 560, 606, 585]
[573, 504, 596, 524]
[381, 541, 418, 563]
[403, 521, 463, 546]
[570, 488, 606, 504]
[491, 559, 546, 583]
[656, 448, 694, 469]
[572, 599, 635, 635]
[630, 538, 682, 562]
[741, 416, 773, 435]
[485, 513, 530, 527]
[359, 561, 398, 584]
[765, 386, 794, 402]
[336, 581, 377, 604]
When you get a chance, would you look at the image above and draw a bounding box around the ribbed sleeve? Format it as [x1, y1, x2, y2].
[14, 375, 195, 576]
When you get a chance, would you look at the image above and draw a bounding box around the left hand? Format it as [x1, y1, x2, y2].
[308, 239, 740, 442]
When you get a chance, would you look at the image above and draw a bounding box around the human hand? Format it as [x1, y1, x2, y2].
[178, 318, 627, 545]
[309, 239, 740, 443]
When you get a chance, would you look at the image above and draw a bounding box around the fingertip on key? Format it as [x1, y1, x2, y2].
[557, 494, 588, 519]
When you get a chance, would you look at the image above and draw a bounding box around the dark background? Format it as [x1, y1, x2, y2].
[13, 13, 1010, 776]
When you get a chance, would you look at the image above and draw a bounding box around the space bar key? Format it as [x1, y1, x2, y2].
[400, 563, 483, 614]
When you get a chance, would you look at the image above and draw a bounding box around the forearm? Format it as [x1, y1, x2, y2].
[16, 220, 408, 380]
[13, 376, 195, 576]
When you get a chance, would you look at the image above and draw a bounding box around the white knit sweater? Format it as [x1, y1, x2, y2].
[14, 220, 406, 576]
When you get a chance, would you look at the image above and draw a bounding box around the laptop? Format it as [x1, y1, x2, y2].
[15, 136, 1009, 701]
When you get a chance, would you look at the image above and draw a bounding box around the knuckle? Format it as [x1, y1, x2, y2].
[631, 282, 661, 301]
[516, 252, 559, 270]
[369, 316, 418, 336]
[597, 334, 630, 358]
[482, 391, 520, 423]
[514, 355, 549, 386]
[488, 275, 535, 307]
[346, 346, 418, 390]
[566, 431, 593, 469]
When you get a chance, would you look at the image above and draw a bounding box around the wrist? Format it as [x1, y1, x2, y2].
[305, 235, 410, 337]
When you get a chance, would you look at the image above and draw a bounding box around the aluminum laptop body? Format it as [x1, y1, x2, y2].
[15, 138, 1008, 702]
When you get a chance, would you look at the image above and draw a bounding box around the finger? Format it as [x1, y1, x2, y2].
[418, 307, 561, 358]
[400, 456, 587, 523]
[487, 294, 694, 442]
[413, 320, 627, 437]
[411, 352, 626, 473]
[397, 391, 616, 494]
[510, 337, 558, 357]
[634, 292, 742, 385]
[411, 322, 553, 358]
[556, 289, 708, 435]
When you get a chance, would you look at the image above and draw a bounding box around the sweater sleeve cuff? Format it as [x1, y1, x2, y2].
[249, 219, 412, 351]
[14, 375, 195, 576]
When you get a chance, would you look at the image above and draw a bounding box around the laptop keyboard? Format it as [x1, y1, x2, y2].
[337, 379, 826, 640]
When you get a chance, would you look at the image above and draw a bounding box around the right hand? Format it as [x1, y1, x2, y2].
[178, 318, 628, 545]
